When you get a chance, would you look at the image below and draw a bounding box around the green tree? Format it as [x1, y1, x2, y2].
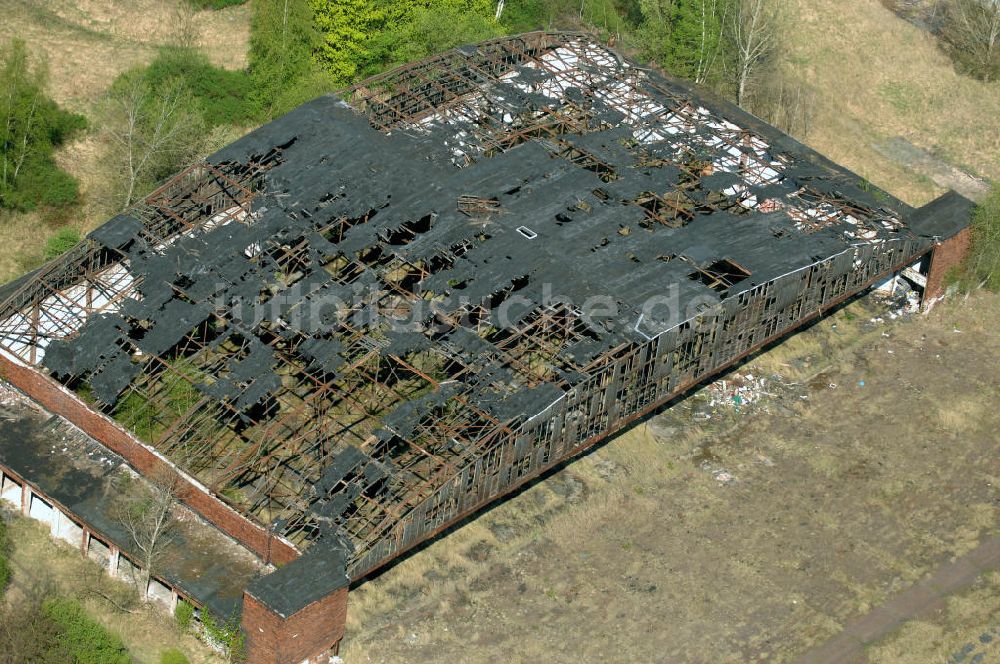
[311, 0, 499, 84]
[310, 0, 378, 83]
[664, 0, 730, 84]
[0, 39, 85, 211]
[249, 0, 328, 118]
[373, 4, 505, 68]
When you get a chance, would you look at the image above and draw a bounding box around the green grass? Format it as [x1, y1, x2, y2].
[43, 227, 81, 260]
[43, 598, 131, 664]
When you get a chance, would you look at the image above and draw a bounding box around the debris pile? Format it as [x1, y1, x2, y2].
[703, 372, 778, 413]
[872, 278, 921, 319]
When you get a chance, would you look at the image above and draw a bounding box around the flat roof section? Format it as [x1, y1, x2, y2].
[0, 384, 265, 617]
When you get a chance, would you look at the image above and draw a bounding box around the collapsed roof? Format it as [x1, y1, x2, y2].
[0, 33, 961, 592]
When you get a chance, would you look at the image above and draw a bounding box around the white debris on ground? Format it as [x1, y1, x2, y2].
[871, 277, 922, 320]
[713, 469, 735, 484]
[703, 372, 778, 413]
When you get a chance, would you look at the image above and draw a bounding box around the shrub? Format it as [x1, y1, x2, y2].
[939, 0, 1000, 82]
[959, 184, 1000, 291]
[0, 39, 86, 212]
[159, 648, 189, 664]
[140, 48, 255, 127]
[43, 598, 131, 664]
[175, 599, 195, 631]
[201, 611, 245, 661]
[44, 227, 81, 260]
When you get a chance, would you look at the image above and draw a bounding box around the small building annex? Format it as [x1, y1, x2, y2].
[0, 32, 974, 663]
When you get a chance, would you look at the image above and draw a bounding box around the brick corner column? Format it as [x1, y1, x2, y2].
[923, 226, 973, 310]
[241, 587, 348, 664]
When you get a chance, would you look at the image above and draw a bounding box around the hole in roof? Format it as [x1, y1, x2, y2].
[687, 259, 752, 294]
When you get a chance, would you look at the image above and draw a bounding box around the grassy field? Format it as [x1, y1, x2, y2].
[0, 0, 249, 111]
[869, 569, 1000, 663]
[0, 2, 997, 662]
[783, 0, 1000, 206]
[340, 290, 1000, 664]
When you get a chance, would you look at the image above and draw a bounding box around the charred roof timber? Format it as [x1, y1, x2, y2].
[0, 32, 973, 657]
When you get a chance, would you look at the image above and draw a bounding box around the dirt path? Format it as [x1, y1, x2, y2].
[795, 536, 1000, 664]
[873, 137, 991, 203]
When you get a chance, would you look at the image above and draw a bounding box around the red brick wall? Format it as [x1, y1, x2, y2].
[0, 355, 298, 566]
[242, 589, 348, 664]
[924, 226, 973, 307]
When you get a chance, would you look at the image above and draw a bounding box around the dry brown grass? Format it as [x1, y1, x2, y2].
[340, 291, 1000, 663]
[867, 570, 1000, 663]
[0, 0, 249, 111]
[786, 0, 1000, 205]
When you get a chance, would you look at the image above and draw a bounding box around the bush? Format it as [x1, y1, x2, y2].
[43, 598, 131, 664]
[0, 39, 86, 212]
[159, 648, 189, 664]
[44, 227, 81, 260]
[201, 611, 245, 661]
[369, 5, 507, 71]
[956, 184, 1000, 291]
[140, 48, 255, 127]
[175, 599, 195, 630]
[939, 0, 1000, 81]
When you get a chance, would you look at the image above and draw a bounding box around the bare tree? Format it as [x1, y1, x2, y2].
[729, 0, 779, 106]
[748, 70, 816, 138]
[113, 471, 179, 602]
[171, 2, 202, 50]
[695, 0, 729, 86]
[941, 0, 1000, 81]
[102, 74, 204, 210]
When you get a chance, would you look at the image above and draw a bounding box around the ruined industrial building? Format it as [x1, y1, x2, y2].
[0, 32, 974, 663]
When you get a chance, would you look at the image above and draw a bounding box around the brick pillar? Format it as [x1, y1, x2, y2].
[923, 227, 973, 310]
[81, 528, 90, 556]
[241, 588, 348, 664]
